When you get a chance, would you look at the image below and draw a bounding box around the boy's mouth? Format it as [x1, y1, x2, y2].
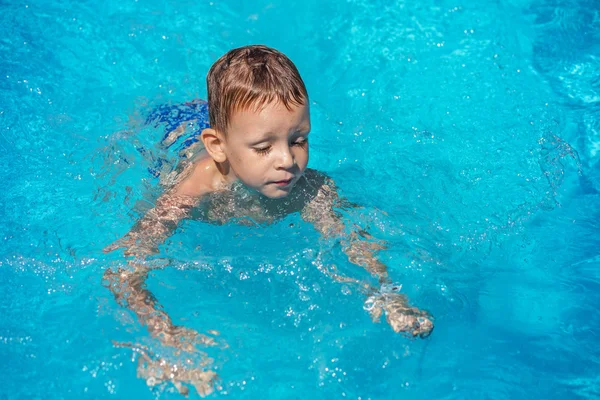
[272, 178, 293, 187]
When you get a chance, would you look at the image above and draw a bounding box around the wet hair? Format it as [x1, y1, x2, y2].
[206, 45, 308, 133]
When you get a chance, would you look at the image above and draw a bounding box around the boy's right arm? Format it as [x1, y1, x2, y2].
[102, 163, 218, 395]
[103, 192, 198, 257]
[104, 161, 210, 257]
[102, 261, 218, 396]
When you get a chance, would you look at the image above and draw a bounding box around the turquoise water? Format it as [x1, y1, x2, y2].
[1, 0, 599, 398]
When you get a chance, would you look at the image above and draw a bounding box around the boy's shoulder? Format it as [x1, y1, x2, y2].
[172, 154, 217, 197]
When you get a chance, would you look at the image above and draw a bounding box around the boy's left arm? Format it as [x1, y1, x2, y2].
[300, 179, 389, 282]
[301, 178, 434, 338]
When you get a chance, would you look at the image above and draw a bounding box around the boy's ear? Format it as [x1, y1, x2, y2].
[201, 128, 227, 163]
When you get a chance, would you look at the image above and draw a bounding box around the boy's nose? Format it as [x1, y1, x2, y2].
[275, 147, 296, 170]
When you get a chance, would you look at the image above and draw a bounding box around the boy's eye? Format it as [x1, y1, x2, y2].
[293, 137, 308, 147]
[253, 145, 272, 155]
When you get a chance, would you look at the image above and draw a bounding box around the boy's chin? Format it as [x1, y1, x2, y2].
[260, 185, 294, 199]
[261, 189, 291, 199]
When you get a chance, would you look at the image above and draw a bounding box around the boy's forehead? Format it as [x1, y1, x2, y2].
[228, 101, 310, 131]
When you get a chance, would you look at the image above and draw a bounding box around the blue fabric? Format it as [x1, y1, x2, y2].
[142, 99, 210, 177]
[145, 98, 210, 148]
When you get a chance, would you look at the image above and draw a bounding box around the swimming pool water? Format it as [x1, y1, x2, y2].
[1, 0, 599, 398]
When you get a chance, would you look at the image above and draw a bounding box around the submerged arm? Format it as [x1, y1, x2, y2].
[103, 177, 218, 394]
[302, 179, 434, 337]
[104, 155, 213, 257]
[103, 190, 202, 347]
[103, 262, 214, 351]
[103, 262, 217, 396]
[103, 192, 198, 257]
[301, 181, 389, 283]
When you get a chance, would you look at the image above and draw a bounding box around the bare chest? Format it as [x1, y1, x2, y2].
[193, 185, 304, 226]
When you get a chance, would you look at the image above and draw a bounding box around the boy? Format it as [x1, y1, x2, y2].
[104, 45, 433, 396]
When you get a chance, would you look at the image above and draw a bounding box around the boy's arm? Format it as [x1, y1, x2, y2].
[103, 192, 198, 257]
[104, 159, 210, 257]
[301, 179, 389, 283]
[103, 262, 217, 396]
[102, 168, 210, 337]
[301, 177, 434, 337]
[103, 166, 219, 395]
[103, 262, 216, 351]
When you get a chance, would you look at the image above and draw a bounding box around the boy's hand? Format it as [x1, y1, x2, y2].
[365, 291, 434, 338]
[114, 341, 218, 397]
[137, 352, 218, 397]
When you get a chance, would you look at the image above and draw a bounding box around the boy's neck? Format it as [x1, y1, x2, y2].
[214, 159, 238, 188]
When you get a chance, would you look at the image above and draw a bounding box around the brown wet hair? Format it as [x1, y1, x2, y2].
[206, 45, 308, 133]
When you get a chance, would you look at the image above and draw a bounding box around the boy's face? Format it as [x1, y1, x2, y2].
[222, 101, 310, 199]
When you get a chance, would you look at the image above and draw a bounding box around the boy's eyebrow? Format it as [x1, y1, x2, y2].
[248, 131, 277, 144]
[296, 123, 311, 133]
[250, 126, 310, 141]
